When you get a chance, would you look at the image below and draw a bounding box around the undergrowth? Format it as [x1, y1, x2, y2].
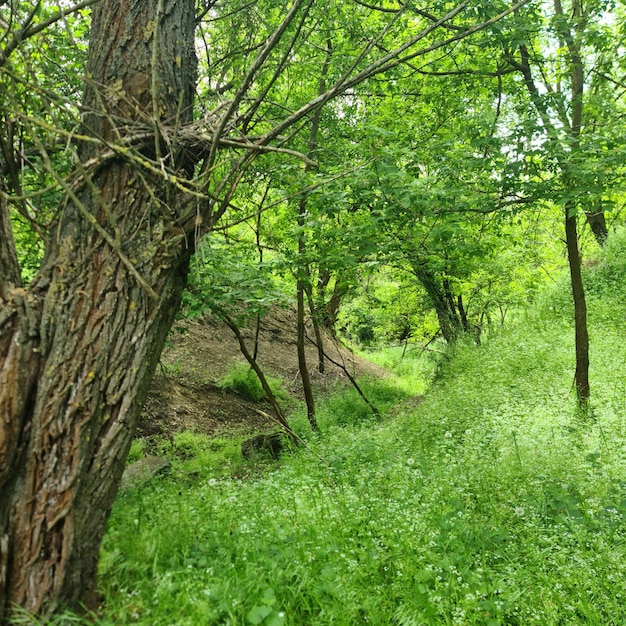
[218, 362, 288, 403]
[71, 235, 626, 624]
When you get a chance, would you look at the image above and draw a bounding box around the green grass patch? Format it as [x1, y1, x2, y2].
[92, 253, 626, 625]
[218, 362, 288, 403]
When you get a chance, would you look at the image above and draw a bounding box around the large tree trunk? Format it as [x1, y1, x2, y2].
[0, 0, 197, 619]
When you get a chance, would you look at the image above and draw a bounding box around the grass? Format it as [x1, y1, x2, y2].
[217, 362, 288, 403]
[69, 237, 626, 624]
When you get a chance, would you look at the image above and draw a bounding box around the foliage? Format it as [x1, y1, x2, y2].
[217, 362, 288, 404]
[183, 234, 290, 324]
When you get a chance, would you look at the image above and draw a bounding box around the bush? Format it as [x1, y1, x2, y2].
[217, 363, 287, 403]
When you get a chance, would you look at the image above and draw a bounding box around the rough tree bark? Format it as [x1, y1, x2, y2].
[412, 261, 463, 343]
[585, 200, 608, 247]
[0, 0, 197, 618]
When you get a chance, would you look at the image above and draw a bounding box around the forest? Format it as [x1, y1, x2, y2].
[1, 0, 626, 623]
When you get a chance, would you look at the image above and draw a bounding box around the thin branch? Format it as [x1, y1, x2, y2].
[262, 0, 528, 145]
[205, 0, 315, 170]
[353, 0, 401, 14]
[305, 333, 380, 416]
[221, 312, 299, 442]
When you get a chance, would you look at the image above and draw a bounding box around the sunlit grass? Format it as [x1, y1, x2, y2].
[92, 251, 626, 625]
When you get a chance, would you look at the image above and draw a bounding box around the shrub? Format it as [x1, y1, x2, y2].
[217, 362, 287, 403]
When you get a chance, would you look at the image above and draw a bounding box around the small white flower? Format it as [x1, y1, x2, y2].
[406, 458, 415, 466]
[444, 431, 453, 438]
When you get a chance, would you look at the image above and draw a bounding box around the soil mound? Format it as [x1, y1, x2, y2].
[141, 307, 384, 439]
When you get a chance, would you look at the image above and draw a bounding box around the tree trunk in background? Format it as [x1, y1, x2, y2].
[566, 206, 590, 405]
[299, 40, 332, 375]
[413, 262, 463, 343]
[0, 177, 21, 289]
[321, 279, 349, 337]
[297, 205, 318, 430]
[585, 200, 608, 247]
[0, 0, 197, 618]
[304, 279, 325, 373]
[563, 0, 590, 407]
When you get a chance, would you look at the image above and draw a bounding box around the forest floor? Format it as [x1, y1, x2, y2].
[100, 259, 626, 625]
[141, 306, 386, 441]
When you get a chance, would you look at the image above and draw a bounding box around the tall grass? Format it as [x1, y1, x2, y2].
[85, 236, 626, 625]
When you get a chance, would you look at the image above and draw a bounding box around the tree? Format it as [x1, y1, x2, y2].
[501, 0, 626, 404]
[0, 0, 528, 618]
[1, 0, 198, 617]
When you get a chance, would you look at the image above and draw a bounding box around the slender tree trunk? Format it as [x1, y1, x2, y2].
[0, 0, 197, 618]
[457, 294, 469, 332]
[253, 204, 267, 361]
[297, 208, 317, 430]
[304, 278, 325, 373]
[221, 313, 297, 442]
[322, 280, 349, 337]
[296, 39, 332, 376]
[511, 2, 591, 406]
[565, 206, 590, 405]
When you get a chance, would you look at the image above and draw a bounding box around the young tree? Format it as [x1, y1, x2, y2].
[501, 0, 626, 404]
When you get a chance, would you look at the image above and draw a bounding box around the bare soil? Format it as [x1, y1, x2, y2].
[140, 307, 386, 440]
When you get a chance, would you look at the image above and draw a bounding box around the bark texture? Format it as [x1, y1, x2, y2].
[412, 261, 463, 343]
[565, 206, 590, 404]
[0, 0, 197, 618]
[0, 177, 21, 291]
[585, 202, 608, 247]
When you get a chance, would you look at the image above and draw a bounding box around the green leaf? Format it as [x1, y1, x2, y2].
[247, 605, 273, 624]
